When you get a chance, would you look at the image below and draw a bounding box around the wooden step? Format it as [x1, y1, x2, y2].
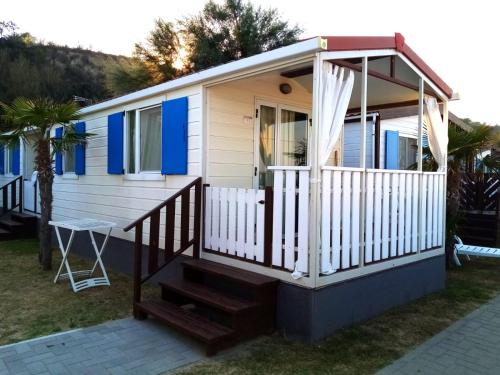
[0, 219, 24, 232]
[160, 279, 259, 314]
[135, 300, 234, 354]
[11, 212, 37, 224]
[182, 259, 279, 289]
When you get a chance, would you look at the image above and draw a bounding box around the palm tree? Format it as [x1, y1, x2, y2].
[0, 98, 90, 270]
[423, 124, 500, 266]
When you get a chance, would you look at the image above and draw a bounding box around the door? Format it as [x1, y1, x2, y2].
[23, 136, 38, 213]
[254, 101, 310, 189]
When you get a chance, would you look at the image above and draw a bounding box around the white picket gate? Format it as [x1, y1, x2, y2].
[204, 187, 266, 262]
[321, 167, 445, 274]
[204, 166, 310, 274]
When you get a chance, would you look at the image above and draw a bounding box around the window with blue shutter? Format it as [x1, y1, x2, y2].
[75, 122, 86, 175]
[12, 142, 20, 175]
[161, 97, 188, 175]
[55, 127, 63, 175]
[107, 112, 124, 174]
[0, 145, 4, 175]
[385, 130, 399, 169]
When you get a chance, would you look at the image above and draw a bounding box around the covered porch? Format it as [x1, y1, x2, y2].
[201, 36, 450, 288]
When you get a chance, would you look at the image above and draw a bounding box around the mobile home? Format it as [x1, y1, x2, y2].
[5, 33, 455, 351]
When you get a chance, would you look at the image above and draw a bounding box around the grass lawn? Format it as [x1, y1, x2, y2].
[0, 238, 154, 346]
[177, 257, 500, 375]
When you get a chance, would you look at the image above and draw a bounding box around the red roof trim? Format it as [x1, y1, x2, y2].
[322, 33, 453, 99]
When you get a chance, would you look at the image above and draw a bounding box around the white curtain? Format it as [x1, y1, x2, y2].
[320, 62, 355, 166]
[424, 96, 448, 171]
[140, 106, 162, 172]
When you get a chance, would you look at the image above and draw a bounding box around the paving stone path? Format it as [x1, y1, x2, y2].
[378, 293, 500, 375]
[0, 318, 204, 375]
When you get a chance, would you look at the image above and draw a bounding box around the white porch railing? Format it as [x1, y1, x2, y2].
[321, 167, 445, 274]
[204, 166, 310, 275]
[269, 166, 310, 274]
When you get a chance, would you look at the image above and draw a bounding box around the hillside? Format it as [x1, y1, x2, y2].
[0, 33, 132, 105]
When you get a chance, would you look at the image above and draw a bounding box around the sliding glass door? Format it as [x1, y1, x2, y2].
[255, 101, 310, 189]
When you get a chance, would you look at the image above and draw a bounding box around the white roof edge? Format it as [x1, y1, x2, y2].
[80, 37, 326, 115]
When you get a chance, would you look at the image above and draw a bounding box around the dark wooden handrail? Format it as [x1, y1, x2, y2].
[123, 177, 202, 231]
[0, 176, 23, 216]
[124, 177, 202, 309]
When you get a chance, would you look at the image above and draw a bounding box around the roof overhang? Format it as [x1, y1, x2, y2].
[80, 37, 324, 116]
[79, 33, 453, 116]
[321, 33, 453, 99]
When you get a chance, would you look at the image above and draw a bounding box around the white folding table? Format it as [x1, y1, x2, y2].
[50, 218, 117, 292]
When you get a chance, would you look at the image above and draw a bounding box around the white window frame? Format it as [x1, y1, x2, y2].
[253, 99, 311, 188]
[63, 146, 76, 174]
[123, 104, 164, 180]
[398, 135, 418, 170]
[58, 127, 78, 179]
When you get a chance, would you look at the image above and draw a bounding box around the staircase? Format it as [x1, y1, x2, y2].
[123, 177, 279, 355]
[0, 212, 38, 240]
[0, 176, 37, 240]
[135, 259, 278, 355]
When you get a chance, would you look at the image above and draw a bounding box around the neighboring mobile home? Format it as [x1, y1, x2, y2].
[3, 33, 455, 347]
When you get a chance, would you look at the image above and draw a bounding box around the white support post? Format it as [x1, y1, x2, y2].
[442, 100, 449, 251]
[311, 53, 322, 287]
[417, 78, 424, 172]
[359, 56, 368, 267]
[417, 78, 424, 253]
[360, 57, 368, 169]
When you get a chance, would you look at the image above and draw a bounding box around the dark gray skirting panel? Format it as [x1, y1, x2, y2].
[277, 255, 446, 342]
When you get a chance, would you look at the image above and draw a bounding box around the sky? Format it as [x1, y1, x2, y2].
[3, 0, 499, 124]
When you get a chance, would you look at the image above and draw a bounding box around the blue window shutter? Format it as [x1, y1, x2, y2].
[55, 127, 63, 175]
[162, 97, 188, 175]
[107, 112, 124, 174]
[385, 130, 399, 169]
[12, 142, 20, 175]
[0, 145, 4, 175]
[75, 122, 86, 175]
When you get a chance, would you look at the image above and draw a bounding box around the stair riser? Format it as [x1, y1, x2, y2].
[161, 287, 275, 334]
[161, 287, 259, 316]
[0, 226, 36, 237]
[183, 267, 277, 304]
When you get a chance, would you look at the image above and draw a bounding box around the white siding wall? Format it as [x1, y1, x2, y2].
[379, 115, 418, 168]
[342, 119, 375, 168]
[342, 115, 419, 168]
[207, 73, 312, 188]
[49, 85, 202, 245]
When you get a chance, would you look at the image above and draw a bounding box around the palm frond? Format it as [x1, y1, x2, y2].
[0, 98, 81, 135]
[50, 123, 94, 155]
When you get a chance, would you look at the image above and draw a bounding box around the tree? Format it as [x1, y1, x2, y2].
[106, 59, 155, 96]
[134, 19, 182, 82]
[181, 0, 302, 71]
[107, 19, 182, 95]
[0, 21, 17, 38]
[107, 0, 302, 94]
[423, 124, 500, 266]
[0, 98, 91, 270]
